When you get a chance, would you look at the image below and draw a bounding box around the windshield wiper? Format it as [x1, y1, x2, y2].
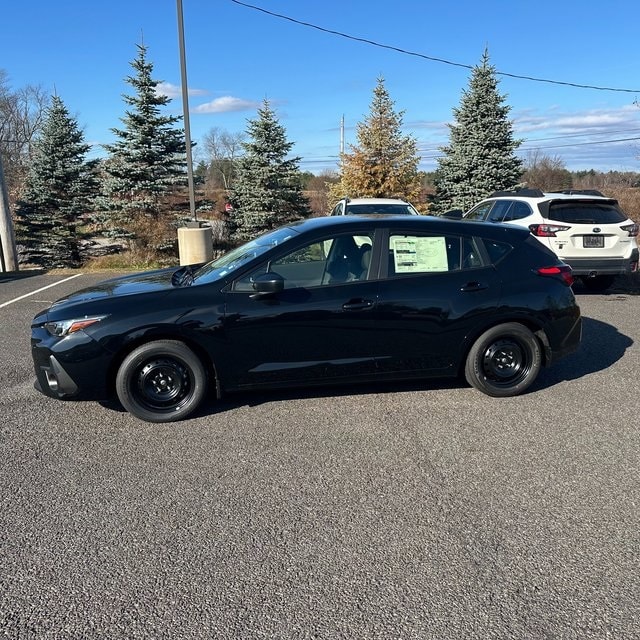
[171, 266, 194, 287]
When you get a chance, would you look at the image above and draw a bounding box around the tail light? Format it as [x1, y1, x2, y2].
[621, 223, 639, 237]
[537, 265, 574, 287]
[529, 223, 571, 237]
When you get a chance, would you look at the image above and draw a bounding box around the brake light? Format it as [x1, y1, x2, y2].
[621, 223, 639, 237]
[529, 223, 571, 237]
[537, 265, 574, 286]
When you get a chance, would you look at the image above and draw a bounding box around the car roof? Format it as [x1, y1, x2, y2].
[484, 191, 616, 204]
[286, 213, 532, 240]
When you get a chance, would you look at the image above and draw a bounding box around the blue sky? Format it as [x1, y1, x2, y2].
[3, 0, 640, 174]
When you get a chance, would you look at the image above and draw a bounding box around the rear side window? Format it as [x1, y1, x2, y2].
[487, 201, 513, 222]
[387, 234, 484, 275]
[547, 202, 626, 224]
[465, 202, 493, 220]
[503, 201, 532, 222]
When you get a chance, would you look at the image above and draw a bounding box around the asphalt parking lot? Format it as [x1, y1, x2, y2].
[1, 271, 639, 639]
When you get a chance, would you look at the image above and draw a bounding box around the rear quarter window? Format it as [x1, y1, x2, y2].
[482, 239, 513, 265]
[548, 202, 627, 224]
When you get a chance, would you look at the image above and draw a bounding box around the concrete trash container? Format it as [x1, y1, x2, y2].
[178, 225, 213, 265]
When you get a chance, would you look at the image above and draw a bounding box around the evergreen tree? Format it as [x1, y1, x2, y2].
[330, 77, 421, 204]
[14, 95, 96, 268]
[229, 100, 310, 242]
[431, 50, 523, 214]
[98, 43, 186, 249]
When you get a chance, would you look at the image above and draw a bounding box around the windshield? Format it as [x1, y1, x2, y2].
[193, 226, 298, 284]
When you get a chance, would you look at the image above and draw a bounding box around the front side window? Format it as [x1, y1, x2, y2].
[232, 232, 374, 292]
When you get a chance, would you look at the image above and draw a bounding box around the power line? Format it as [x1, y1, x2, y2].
[229, 0, 640, 94]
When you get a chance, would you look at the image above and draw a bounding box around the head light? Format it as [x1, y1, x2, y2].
[44, 315, 107, 337]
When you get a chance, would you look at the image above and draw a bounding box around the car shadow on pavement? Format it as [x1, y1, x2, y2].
[533, 315, 633, 390]
[573, 273, 640, 296]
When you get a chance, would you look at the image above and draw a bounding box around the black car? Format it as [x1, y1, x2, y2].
[31, 215, 582, 422]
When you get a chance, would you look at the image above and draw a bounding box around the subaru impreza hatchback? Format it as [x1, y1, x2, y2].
[32, 215, 581, 422]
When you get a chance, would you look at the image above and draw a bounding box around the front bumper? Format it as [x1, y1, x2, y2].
[34, 355, 79, 397]
[31, 326, 112, 400]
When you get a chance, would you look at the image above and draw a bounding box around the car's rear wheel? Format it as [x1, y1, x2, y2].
[116, 340, 207, 422]
[581, 275, 615, 292]
[465, 323, 541, 397]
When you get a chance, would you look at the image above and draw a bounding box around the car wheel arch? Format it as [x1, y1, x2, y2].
[106, 331, 220, 400]
[458, 317, 549, 376]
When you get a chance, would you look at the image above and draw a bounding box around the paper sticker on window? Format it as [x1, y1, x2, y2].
[392, 236, 448, 272]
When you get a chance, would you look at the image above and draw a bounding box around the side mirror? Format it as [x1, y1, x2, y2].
[442, 209, 464, 219]
[251, 272, 285, 295]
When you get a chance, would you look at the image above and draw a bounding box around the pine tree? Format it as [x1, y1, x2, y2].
[229, 100, 310, 242]
[330, 77, 421, 204]
[14, 95, 96, 268]
[98, 43, 186, 250]
[431, 50, 523, 214]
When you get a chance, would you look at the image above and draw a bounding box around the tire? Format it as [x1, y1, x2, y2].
[464, 323, 542, 397]
[581, 275, 615, 292]
[116, 340, 207, 423]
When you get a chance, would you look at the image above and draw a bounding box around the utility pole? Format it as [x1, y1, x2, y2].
[176, 0, 196, 221]
[0, 156, 18, 272]
[340, 114, 345, 155]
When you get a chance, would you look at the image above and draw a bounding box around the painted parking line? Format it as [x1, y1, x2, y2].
[0, 273, 83, 309]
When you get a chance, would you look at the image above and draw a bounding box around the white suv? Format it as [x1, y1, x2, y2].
[330, 197, 420, 216]
[463, 189, 639, 291]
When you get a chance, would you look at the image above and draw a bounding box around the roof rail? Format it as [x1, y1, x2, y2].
[554, 189, 606, 197]
[489, 188, 544, 198]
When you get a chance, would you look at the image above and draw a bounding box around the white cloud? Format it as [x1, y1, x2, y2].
[192, 96, 260, 114]
[514, 105, 640, 136]
[156, 82, 208, 99]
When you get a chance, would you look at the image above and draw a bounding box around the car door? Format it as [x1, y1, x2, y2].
[220, 230, 379, 389]
[372, 229, 502, 377]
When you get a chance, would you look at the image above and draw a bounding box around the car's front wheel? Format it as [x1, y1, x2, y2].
[116, 340, 207, 422]
[465, 323, 542, 397]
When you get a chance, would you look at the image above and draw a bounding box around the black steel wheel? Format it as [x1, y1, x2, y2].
[116, 340, 207, 422]
[465, 323, 542, 397]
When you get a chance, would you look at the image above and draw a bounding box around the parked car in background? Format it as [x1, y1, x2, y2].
[330, 197, 420, 216]
[463, 189, 639, 291]
[31, 215, 581, 423]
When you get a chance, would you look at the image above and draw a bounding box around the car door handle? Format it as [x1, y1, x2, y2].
[460, 281, 488, 292]
[342, 299, 374, 311]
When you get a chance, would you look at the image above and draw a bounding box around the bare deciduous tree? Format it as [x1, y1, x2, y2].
[522, 150, 572, 192]
[202, 127, 245, 192]
[0, 71, 49, 202]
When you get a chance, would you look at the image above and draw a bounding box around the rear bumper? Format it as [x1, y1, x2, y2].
[563, 248, 639, 276]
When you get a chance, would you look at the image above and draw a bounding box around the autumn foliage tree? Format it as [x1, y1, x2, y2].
[330, 77, 421, 204]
